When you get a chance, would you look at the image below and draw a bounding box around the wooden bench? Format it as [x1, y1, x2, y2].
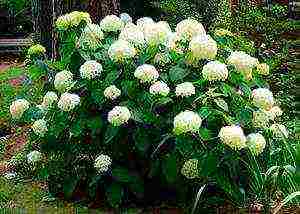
[0, 37, 33, 54]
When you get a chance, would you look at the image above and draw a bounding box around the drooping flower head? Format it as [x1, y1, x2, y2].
[181, 159, 199, 179]
[175, 18, 206, 41]
[100, 15, 124, 32]
[252, 88, 274, 110]
[246, 133, 266, 155]
[268, 106, 283, 120]
[80, 60, 102, 80]
[56, 11, 91, 31]
[10, 99, 30, 119]
[94, 154, 112, 173]
[104, 85, 121, 100]
[41, 91, 58, 109]
[219, 125, 247, 150]
[149, 81, 170, 96]
[175, 82, 195, 97]
[108, 106, 131, 126]
[202, 61, 228, 81]
[227, 51, 259, 80]
[32, 119, 48, 137]
[134, 64, 159, 83]
[189, 35, 218, 60]
[58, 93, 80, 112]
[108, 39, 136, 62]
[173, 110, 202, 135]
[54, 70, 74, 93]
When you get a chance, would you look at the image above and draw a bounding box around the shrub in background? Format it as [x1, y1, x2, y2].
[9, 11, 299, 211]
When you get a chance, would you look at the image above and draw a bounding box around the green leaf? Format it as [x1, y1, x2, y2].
[169, 66, 189, 83]
[214, 98, 229, 112]
[199, 128, 213, 141]
[105, 68, 120, 85]
[106, 183, 123, 208]
[104, 126, 120, 144]
[163, 154, 177, 183]
[130, 108, 144, 123]
[198, 107, 211, 119]
[112, 167, 132, 183]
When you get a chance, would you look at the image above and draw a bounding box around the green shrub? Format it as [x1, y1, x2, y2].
[10, 12, 299, 211]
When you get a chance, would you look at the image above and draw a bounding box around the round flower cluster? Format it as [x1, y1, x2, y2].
[218, 125, 247, 150]
[78, 23, 104, 51]
[189, 35, 218, 60]
[257, 63, 269, 76]
[10, 99, 30, 119]
[134, 64, 159, 83]
[104, 85, 121, 100]
[108, 106, 131, 126]
[94, 154, 112, 173]
[173, 110, 202, 135]
[41, 91, 58, 109]
[202, 61, 228, 81]
[100, 15, 124, 32]
[227, 51, 259, 80]
[214, 28, 234, 37]
[175, 82, 195, 97]
[108, 39, 136, 62]
[252, 110, 270, 128]
[27, 151, 42, 164]
[27, 44, 46, 57]
[58, 93, 80, 112]
[143, 21, 172, 46]
[119, 23, 145, 47]
[136, 17, 154, 32]
[80, 60, 102, 80]
[120, 13, 132, 24]
[56, 11, 91, 31]
[149, 81, 170, 96]
[54, 70, 74, 92]
[252, 88, 274, 110]
[32, 119, 48, 137]
[246, 133, 266, 155]
[270, 124, 289, 138]
[181, 159, 199, 179]
[175, 18, 206, 41]
[268, 106, 283, 120]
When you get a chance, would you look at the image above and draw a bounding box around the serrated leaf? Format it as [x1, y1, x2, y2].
[214, 98, 229, 112]
[169, 66, 189, 82]
[106, 183, 123, 208]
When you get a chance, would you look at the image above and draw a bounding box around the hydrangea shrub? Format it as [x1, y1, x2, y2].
[10, 12, 291, 208]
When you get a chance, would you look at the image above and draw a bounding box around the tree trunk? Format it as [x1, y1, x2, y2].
[88, 0, 120, 23]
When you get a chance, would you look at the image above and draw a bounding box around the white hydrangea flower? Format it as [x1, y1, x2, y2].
[257, 63, 269, 76]
[173, 110, 202, 135]
[80, 60, 102, 80]
[149, 81, 170, 96]
[27, 44, 46, 57]
[27, 151, 42, 164]
[189, 35, 218, 60]
[108, 106, 131, 126]
[108, 39, 136, 62]
[10, 99, 30, 119]
[78, 23, 104, 51]
[100, 15, 124, 32]
[134, 64, 159, 83]
[252, 88, 274, 110]
[143, 21, 172, 46]
[41, 91, 58, 109]
[120, 13, 132, 24]
[246, 133, 266, 155]
[202, 61, 228, 81]
[218, 125, 247, 150]
[56, 11, 91, 31]
[94, 154, 112, 173]
[32, 119, 48, 137]
[268, 106, 283, 120]
[181, 159, 199, 179]
[119, 23, 145, 47]
[54, 70, 74, 92]
[253, 110, 271, 128]
[270, 123, 289, 138]
[136, 17, 154, 32]
[175, 18, 206, 41]
[227, 51, 259, 80]
[104, 85, 121, 100]
[175, 82, 195, 97]
[58, 93, 80, 112]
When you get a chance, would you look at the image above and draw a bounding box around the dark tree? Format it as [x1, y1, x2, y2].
[88, 0, 120, 23]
